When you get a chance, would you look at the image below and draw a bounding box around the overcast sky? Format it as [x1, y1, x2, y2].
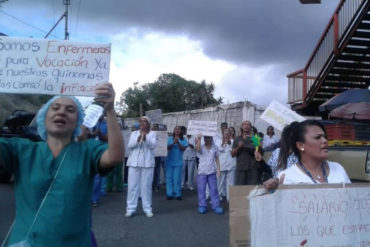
[0, 0, 340, 107]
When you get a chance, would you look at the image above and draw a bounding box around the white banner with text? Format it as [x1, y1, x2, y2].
[260, 100, 305, 131]
[187, 120, 218, 137]
[0, 36, 110, 96]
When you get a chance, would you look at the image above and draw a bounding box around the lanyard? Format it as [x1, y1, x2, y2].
[1, 147, 69, 247]
[299, 161, 328, 184]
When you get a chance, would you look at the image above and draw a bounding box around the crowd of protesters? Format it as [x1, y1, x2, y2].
[84, 119, 277, 217]
[0, 91, 352, 247]
[75, 115, 352, 221]
[110, 120, 277, 217]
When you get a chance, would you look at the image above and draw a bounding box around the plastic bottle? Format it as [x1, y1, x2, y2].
[82, 99, 104, 129]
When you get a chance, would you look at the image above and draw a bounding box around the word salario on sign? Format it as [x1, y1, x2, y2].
[0, 36, 111, 96]
[250, 185, 370, 247]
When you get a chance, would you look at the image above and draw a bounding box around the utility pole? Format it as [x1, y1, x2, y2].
[63, 0, 70, 40]
[44, 0, 70, 40]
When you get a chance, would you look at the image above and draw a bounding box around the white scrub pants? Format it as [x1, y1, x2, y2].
[126, 166, 154, 214]
[182, 159, 196, 188]
[217, 168, 235, 201]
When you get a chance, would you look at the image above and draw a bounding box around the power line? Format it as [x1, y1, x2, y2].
[0, 9, 62, 39]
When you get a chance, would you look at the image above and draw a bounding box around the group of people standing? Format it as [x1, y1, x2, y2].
[124, 119, 277, 217]
[124, 117, 352, 218]
[0, 83, 352, 247]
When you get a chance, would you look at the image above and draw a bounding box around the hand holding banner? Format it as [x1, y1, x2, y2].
[260, 100, 305, 131]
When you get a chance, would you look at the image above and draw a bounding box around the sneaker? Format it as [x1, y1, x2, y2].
[145, 211, 154, 218]
[125, 212, 133, 218]
[214, 206, 224, 215]
[198, 206, 207, 214]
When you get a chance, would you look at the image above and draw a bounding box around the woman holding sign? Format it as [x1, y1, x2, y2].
[0, 83, 124, 247]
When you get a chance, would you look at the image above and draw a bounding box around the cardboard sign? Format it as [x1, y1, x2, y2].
[260, 100, 305, 131]
[187, 120, 218, 137]
[229, 184, 370, 247]
[145, 109, 163, 125]
[0, 36, 110, 96]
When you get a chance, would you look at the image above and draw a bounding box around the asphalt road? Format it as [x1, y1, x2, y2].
[0, 183, 229, 247]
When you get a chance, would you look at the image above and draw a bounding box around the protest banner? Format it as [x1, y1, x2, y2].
[260, 100, 305, 131]
[145, 109, 163, 125]
[187, 120, 218, 137]
[229, 184, 370, 247]
[0, 36, 110, 96]
[154, 131, 168, 157]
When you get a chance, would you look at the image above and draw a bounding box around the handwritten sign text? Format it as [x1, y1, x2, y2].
[0, 36, 110, 96]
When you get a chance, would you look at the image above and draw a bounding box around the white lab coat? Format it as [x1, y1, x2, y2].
[126, 130, 157, 214]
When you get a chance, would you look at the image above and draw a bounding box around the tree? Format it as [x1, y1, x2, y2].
[118, 73, 223, 117]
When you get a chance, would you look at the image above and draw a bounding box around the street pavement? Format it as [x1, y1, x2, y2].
[0, 183, 229, 247]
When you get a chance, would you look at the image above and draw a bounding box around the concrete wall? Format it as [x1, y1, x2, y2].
[124, 101, 280, 137]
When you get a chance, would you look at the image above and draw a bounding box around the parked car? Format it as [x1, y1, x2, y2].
[0, 110, 41, 183]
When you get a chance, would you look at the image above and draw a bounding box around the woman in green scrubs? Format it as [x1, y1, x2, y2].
[0, 83, 124, 247]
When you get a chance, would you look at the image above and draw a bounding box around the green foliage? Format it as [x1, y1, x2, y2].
[118, 73, 223, 117]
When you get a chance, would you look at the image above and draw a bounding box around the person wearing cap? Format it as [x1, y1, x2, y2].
[0, 83, 124, 247]
[125, 116, 158, 218]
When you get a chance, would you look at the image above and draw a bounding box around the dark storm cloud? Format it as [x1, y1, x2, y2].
[2, 0, 339, 68]
[76, 0, 340, 67]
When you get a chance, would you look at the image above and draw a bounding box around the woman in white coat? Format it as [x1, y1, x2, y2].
[125, 116, 157, 218]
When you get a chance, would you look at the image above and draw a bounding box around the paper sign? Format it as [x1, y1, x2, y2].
[250, 186, 370, 247]
[260, 100, 305, 131]
[154, 131, 168, 157]
[0, 36, 110, 96]
[187, 120, 218, 137]
[145, 109, 163, 124]
[82, 104, 103, 128]
[122, 130, 131, 158]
